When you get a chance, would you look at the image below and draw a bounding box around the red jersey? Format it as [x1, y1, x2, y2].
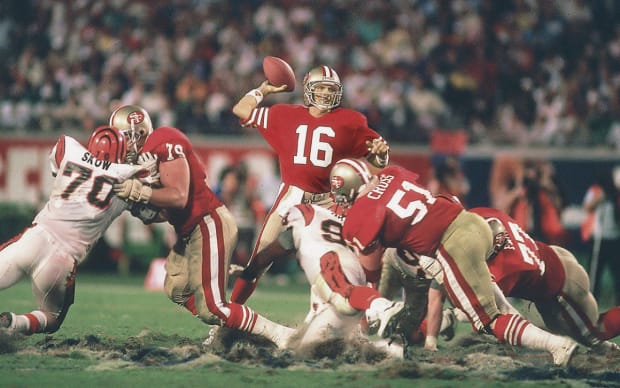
[342, 165, 463, 256]
[141, 127, 223, 236]
[243, 104, 383, 193]
[469, 207, 565, 301]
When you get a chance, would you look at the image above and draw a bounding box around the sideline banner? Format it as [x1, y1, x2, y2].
[0, 137, 432, 206]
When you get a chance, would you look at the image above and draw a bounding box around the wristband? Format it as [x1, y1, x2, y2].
[245, 89, 264, 104]
[425, 335, 438, 349]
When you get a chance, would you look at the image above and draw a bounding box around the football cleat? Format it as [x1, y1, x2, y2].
[367, 301, 406, 339]
[550, 338, 578, 367]
[202, 326, 219, 346]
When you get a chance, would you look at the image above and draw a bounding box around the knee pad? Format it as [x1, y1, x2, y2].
[164, 275, 191, 305]
[163, 253, 190, 304]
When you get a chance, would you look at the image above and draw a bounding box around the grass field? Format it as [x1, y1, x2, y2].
[0, 272, 618, 388]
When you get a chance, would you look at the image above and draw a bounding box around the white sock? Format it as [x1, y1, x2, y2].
[520, 323, 566, 352]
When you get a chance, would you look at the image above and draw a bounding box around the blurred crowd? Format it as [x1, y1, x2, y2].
[2, 0, 620, 147]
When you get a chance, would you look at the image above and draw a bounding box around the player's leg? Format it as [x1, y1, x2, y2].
[314, 250, 404, 338]
[189, 206, 295, 348]
[0, 227, 34, 291]
[297, 300, 349, 347]
[377, 248, 403, 299]
[248, 184, 300, 259]
[1, 227, 76, 335]
[163, 240, 193, 313]
[440, 211, 578, 366]
[537, 245, 603, 346]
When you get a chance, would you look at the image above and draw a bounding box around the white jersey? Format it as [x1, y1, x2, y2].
[280, 204, 365, 286]
[33, 135, 146, 262]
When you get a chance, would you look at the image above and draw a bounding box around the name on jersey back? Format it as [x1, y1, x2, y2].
[367, 174, 394, 200]
[82, 152, 112, 170]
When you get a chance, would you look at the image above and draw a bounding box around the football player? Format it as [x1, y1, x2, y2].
[330, 158, 580, 367]
[232, 65, 389, 280]
[111, 105, 295, 348]
[377, 248, 458, 351]
[0, 126, 154, 335]
[229, 199, 406, 355]
[469, 206, 620, 350]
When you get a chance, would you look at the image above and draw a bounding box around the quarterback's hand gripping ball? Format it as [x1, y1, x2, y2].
[263, 56, 296, 92]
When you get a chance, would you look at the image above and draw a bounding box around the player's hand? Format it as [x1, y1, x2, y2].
[137, 152, 160, 185]
[366, 138, 389, 167]
[140, 172, 160, 186]
[114, 179, 152, 203]
[138, 152, 158, 173]
[259, 80, 288, 96]
[366, 138, 389, 158]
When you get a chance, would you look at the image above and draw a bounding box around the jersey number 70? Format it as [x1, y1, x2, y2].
[61, 161, 117, 209]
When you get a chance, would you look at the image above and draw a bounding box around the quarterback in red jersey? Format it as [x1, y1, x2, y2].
[232, 65, 389, 266]
[111, 105, 294, 348]
[331, 158, 579, 366]
[469, 207, 620, 350]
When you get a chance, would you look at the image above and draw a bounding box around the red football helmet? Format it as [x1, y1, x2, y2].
[87, 125, 128, 163]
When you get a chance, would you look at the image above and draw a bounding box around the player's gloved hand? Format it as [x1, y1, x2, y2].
[137, 152, 160, 185]
[366, 138, 389, 167]
[114, 179, 152, 203]
[138, 152, 158, 173]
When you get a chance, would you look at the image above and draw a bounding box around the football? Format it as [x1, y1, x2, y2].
[262, 56, 296, 92]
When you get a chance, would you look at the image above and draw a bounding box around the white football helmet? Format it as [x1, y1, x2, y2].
[109, 104, 153, 163]
[329, 158, 372, 206]
[303, 66, 343, 112]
